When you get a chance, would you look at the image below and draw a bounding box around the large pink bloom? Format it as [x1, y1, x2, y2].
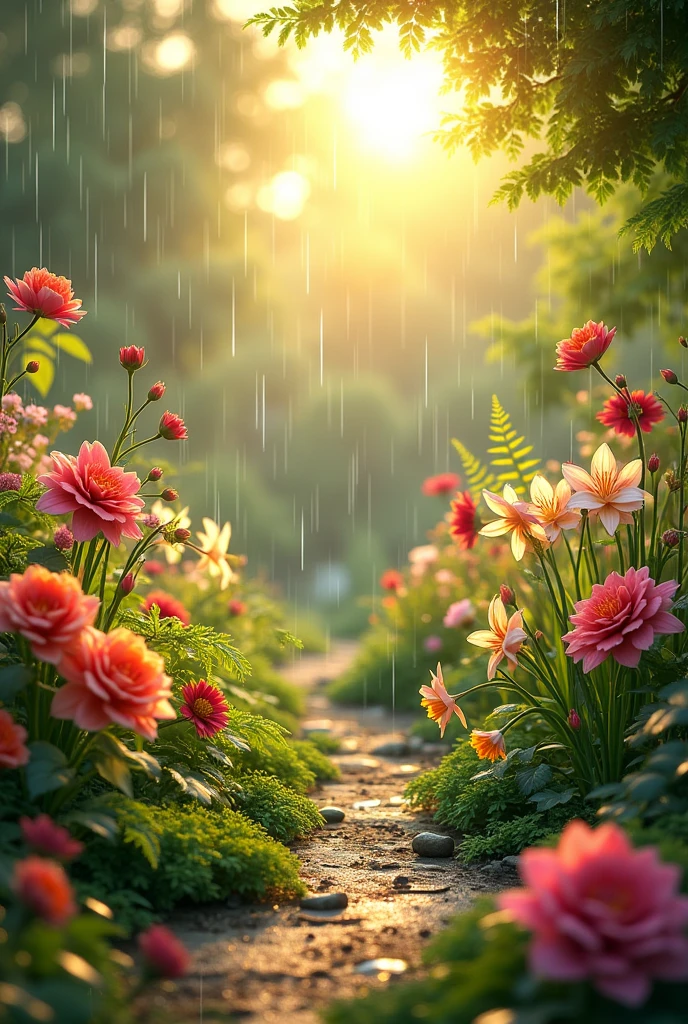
[562, 566, 684, 672]
[52, 627, 175, 741]
[499, 820, 688, 1007]
[4, 268, 86, 327]
[0, 564, 99, 665]
[554, 320, 616, 372]
[36, 441, 144, 547]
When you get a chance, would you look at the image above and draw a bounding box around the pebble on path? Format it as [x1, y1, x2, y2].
[300, 893, 349, 911]
[411, 832, 455, 858]
[319, 807, 345, 823]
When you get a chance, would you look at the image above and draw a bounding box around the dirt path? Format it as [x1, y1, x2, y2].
[149, 644, 505, 1023]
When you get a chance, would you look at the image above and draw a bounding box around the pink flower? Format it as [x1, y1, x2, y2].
[562, 566, 684, 671]
[119, 345, 145, 370]
[562, 442, 644, 536]
[228, 599, 247, 616]
[443, 599, 475, 628]
[0, 709, 30, 768]
[139, 925, 190, 979]
[180, 679, 230, 738]
[467, 595, 527, 679]
[0, 564, 99, 665]
[141, 590, 190, 626]
[23, 404, 48, 427]
[380, 569, 404, 592]
[51, 627, 175, 742]
[422, 472, 460, 497]
[554, 320, 616, 372]
[72, 393, 93, 411]
[20, 814, 83, 861]
[53, 525, 74, 551]
[423, 635, 443, 653]
[498, 820, 688, 1007]
[0, 472, 21, 492]
[448, 490, 479, 550]
[52, 405, 76, 429]
[419, 662, 467, 737]
[2, 393, 23, 414]
[480, 485, 547, 561]
[12, 856, 77, 926]
[0, 412, 17, 435]
[408, 544, 439, 578]
[4, 268, 86, 327]
[158, 411, 188, 441]
[36, 440, 145, 547]
[597, 390, 664, 438]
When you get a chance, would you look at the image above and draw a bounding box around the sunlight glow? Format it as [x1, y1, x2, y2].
[257, 171, 311, 220]
[149, 33, 195, 74]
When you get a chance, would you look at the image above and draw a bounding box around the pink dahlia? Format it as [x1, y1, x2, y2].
[20, 814, 83, 861]
[52, 626, 175, 741]
[4, 268, 86, 327]
[498, 819, 688, 1007]
[0, 564, 99, 665]
[180, 679, 230, 738]
[562, 566, 684, 672]
[554, 320, 616, 372]
[36, 440, 144, 547]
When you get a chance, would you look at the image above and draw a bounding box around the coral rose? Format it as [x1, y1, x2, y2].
[0, 709, 30, 768]
[20, 814, 83, 861]
[139, 924, 190, 978]
[141, 590, 190, 625]
[555, 320, 616, 371]
[499, 819, 688, 1007]
[4, 268, 86, 327]
[0, 564, 99, 664]
[36, 440, 144, 546]
[180, 679, 230, 738]
[12, 856, 77, 926]
[51, 627, 175, 741]
[562, 566, 684, 672]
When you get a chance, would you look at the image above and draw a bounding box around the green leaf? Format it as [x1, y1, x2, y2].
[63, 810, 119, 841]
[93, 751, 133, 797]
[27, 545, 70, 572]
[0, 663, 32, 702]
[123, 824, 160, 868]
[516, 763, 553, 796]
[53, 332, 92, 363]
[223, 730, 251, 752]
[26, 741, 74, 798]
[528, 787, 575, 811]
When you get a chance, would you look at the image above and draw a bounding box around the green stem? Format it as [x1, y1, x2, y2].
[111, 371, 136, 464]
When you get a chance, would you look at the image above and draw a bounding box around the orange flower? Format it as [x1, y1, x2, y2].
[479, 485, 547, 561]
[419, 662, 467, 737]
[12, 856, 77, 926]
[467, 595, 527, 680]
[527, 475, 580, 542]
[470, 729, 507, 761]
[562, 442, 644, 536]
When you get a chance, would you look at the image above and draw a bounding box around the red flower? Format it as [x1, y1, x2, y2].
[180, 679, 230, 739]
[597, 390, 664, 438]
[148, 381, 166, 401]
[380, 569, 404, 592]
[0, 709, 30, 768]
[555, 320, 616, 371]
[158, 411, 188, 441]
[422, 472, 460, 497]
[448, 490, 479, 550]
[4, 268, 86, 328]
[139, 924, 190, 979]
[119, 345, 145, 370]
[36, 440, 145, 547]
[20, 814, 83, 861]
[12, 856, 77, 926]
[141, 590, 190, 626]
[228, 599, 247, 616]
[145, 560, 165, 576]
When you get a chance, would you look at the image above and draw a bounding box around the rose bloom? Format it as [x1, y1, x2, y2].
[528, 475, 580, 543]
[141, 590, 191, 626]
[467, 595, 527, 679]
[4, 268, 86, 327]
[498, 819, 688, 1007]
[422, 472, 460, 497]
[180, 679, 230, 738]
[597, 389, 664, 438]
[419, 662, 467, 737]
[36, 440, 145, 546]
[562, 566, 683, 672]
[139, 924, 190, 979]
[480, 485, 547, 561]
[563, 442, 644, 536]
[0, 564, 99, 664]
[20, 814, 83, 861]
[12, 856, 77, 926]
[443, 599, 475, 628]
[554, 320, 616, 372]
[52, 626, 175, 742]
[380, 569, 404, 592]
[470, 729, 506, 761]
[448, 490, 479, 550]
[0, 709, 30, 768]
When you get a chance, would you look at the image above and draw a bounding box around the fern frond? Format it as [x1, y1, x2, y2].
[120, 608, 251, 681]
[451, 439, 495, 501]
[487, 395, 541, 494]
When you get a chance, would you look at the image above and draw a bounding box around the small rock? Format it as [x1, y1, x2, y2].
[480, 860, 508, 874]
[419, 928, 432, 938]
[502, 855, 520, 868]
[352, 798, 381, 810]
[393, 875, 410, 888]
[355, 958, 407, 976]
[319, 806, 345, 824]
[371, 740, 409, 757]
[412, 832, 455, 858]
[300, 893, 349, 911]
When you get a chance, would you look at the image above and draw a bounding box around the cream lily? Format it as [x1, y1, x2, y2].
[562, 442, 644, 536]
[528, 475, 580, 542]
[467, 595, 527, 680]
[479, 484, 546, 561]
[195, 518, 236, 590]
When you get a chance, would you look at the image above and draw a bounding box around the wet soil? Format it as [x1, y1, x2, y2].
[140, 643, 506, 1024]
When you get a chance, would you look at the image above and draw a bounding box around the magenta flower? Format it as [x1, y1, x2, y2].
[36, 441, 145, 547]
[562, 566, 683, 672]
[499, 820, 688, 1007]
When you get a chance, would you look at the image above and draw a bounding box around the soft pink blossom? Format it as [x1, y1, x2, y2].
[2, 393, 23, 414]
[443, 599, 475, 628]
[23, 404, 48, 427]
[423, 635, 443, 653]
[72, 393, 93, 411]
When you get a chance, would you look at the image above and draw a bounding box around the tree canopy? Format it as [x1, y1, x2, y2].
[249, 0, 688, 251]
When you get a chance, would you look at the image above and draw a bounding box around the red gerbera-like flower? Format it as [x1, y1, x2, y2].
[597, 389, 665, 439]
[448, 490, 479, 550]
[180, 679, 230, 738]
[380, 569, 404, 592]
[4, 268, 86, 328]
[422, 472, 460, 497]
[141, 590, 190, 626]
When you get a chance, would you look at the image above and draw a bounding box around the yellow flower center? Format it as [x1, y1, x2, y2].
[192, 697, 214, 718]
[596, 595, 621, 619]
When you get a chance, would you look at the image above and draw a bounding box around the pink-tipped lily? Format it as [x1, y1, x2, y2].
[419, 663, 467, 737]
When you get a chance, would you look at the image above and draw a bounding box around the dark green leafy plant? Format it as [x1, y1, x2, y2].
[238, 773, 325, 841]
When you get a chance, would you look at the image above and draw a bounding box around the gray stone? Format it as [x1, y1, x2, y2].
[371, 740, 409, 757]
[502, 855, 520, 868]
[480, 860, 508, 874]
[319, 806, 345, 824]
[300, 892, 349, 911]
[411, 832, 455, 858]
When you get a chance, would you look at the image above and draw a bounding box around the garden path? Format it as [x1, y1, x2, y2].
[148, 643, 505, 1024]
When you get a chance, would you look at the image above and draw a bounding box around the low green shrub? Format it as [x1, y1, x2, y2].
[458, 803, 594, 861]
[290, 740, 341, 782]
[238, 773, 324, 841]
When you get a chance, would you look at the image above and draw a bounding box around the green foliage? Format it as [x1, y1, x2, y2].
[238, 773, 324, 841]
[458, 804, 593, 863]
[304, 731, 341, 755]
[290, 739, 341, 782]
[17, 318, 91, 397]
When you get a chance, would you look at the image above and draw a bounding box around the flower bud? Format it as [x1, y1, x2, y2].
[53, 525, 74, 551]
[499, 584, 515, 607]
[680, 336, 687, 349]
[174, 527, 191, 542]
[0, 303, 6, 326]
[647, 453, 660, 474]
[148, 381, 166, 402]
[119, 345, 145, 371]
[119, 572, 136, 595]
[228, 599, 247, 617]
[26, 360, 40, 374]
[614, 374, 627, 389]
[567, 708, 581, 731]
[661, 368, 679, 385]
[679, 405, 688, 424]
[161, 487, 178, 502]
[662, 529, 680, 548]
[148, 467, 163, 482]
[534, 630, 544, 641]
[158, 411, 187, 441]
